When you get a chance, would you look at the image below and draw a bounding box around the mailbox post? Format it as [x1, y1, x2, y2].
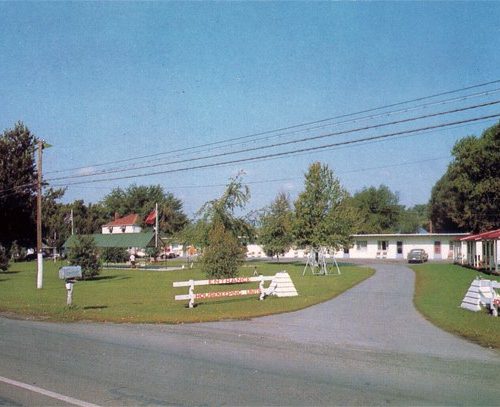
[59, 266, 82, 306]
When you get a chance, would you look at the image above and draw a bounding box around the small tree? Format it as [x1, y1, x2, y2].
[0, 245, 9, 271]
[259, 192, 294, 261]
[101, 247, 128, 263]
[293, 162, 358, 264]
[68, 235, 101, 279]
[200, 221, 246, 278]
[146, 246, 160, 260]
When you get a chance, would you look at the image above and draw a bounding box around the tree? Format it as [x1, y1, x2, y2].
[259, 192, 294, 261]
[429, 122, 500, 232]
[293, 162, 357, 255]
[101, 184, 188, 235]
[100, 247, 128, 263]
[68, 235, 101, 279]
[351, 185, 402, 233]
[0, 245, 9, 271]
[0, 123, 37, 249]
[200, 220, 246, 278]
[399, 204, 429, 233]
[197, 173, 254, 245]
[42, 188, 68, 252]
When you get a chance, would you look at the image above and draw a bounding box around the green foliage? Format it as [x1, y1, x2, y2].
[42, 188, 68, 250]
[146, 246, 160, 259]
[430, 122, 500, 232]
[0, 245, 9, 271]
[100, 247, 128, 263]
[259, 192, 294, 260]
[68, 235, 101, 279]
[196, 173, 254, 246]
[9, 241, 27, 262]
[0, 123, 37, 248]
[293, 162, 357, 251]
[399, 204, 430, 233]
[200, 221, 246, 278]
[351, 185, 402, 233]
[101, 184, 188, 235]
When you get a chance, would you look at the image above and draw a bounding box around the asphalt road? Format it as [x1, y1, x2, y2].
[1, 263, 499, 406]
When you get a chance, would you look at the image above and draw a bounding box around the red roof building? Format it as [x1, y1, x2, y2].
[459, 229, 500, 273]
[102, 214, 142, 234]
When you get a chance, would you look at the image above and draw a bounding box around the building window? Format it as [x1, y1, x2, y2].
[343, 246, 349, 254]
[434, 241, 441, 255]
[377, 240, 389, 251]
[397, 241, 403, 255]
[121, 226, 126, 233]
[108, 227, 113, 233]
[356, 241, 367, 251]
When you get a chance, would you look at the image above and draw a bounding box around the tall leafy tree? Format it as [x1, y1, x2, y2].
[259, 192, 294, 261]
[0, 123, 37, 249]
[430, 122, 500, 232]
[293, 162, 357, 254]
[101, 184, 187, 235]
[399, 204, 430, 233]
[351, 185, 402, 233]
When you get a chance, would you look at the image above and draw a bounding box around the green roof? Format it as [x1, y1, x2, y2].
[64, 232, 156, 249]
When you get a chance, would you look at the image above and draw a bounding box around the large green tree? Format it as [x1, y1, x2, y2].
[259, 192, 294, 261]
[0, 123, 37, 249]
[351, 185, 402, 233]
[101, 184, 188, 235]
[430, 122, 500, 232]
[293, 162, 357, 253]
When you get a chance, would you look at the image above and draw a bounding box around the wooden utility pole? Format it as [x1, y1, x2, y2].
[36, 139, 43, 289]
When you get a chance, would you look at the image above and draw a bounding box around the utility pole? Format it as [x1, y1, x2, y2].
[36, 139, 43, 289]
[155, 202, 159, 248]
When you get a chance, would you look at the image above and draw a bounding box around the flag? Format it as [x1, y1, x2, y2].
[145, 209, 156, 225]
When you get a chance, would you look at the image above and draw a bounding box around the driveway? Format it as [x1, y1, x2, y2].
[187, 262, 497, 360]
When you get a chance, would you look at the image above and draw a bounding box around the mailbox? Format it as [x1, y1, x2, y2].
[59, 266, 82, 280]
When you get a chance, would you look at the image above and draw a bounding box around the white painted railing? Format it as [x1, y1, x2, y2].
[173, 272, 298, 308]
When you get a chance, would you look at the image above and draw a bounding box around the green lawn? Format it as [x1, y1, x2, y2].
[412, 263, 500, 349]
[0, 260, 373, 323]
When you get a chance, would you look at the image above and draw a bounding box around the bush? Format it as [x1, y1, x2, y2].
[146, 247, 160, 259]
[9, 241, 26, 262]
[200, 221, 246, 279]
[68, 235, 101, 279]
[0, 245, 9, 271]
[101, 247, 128, 263]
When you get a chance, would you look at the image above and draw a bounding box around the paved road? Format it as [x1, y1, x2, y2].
[1, 263, 499, 406]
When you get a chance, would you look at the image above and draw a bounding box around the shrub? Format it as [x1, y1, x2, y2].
[68, 235, 101, 279]
[200, 221, 246, 279]
[9, 241, 26, 262]
[0, 245, 9, 271]
[101, 247, 128, 263]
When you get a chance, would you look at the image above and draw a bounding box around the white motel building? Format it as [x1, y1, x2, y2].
[247, 232, 468, 261]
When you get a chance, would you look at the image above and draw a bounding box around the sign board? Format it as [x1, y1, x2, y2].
[58, 266, 82, 280]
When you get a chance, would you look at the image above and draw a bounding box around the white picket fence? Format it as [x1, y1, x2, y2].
[173, 272, 298, 308]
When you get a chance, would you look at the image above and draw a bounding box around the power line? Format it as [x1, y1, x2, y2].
[47, 100, 500, 182]
[48, 113, 500, 187]
[45, 79, 500, 175]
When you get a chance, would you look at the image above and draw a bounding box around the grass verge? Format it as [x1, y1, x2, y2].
[0, 260, 373, 323]
[412, 263, 500, 349]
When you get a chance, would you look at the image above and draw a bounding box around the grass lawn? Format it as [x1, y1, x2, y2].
[412, 263, 500, 349]
[0, 260, 373, 323]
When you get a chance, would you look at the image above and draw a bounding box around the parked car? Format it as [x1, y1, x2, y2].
[407, 249, 429, 263]
[160, 252, 179, 259]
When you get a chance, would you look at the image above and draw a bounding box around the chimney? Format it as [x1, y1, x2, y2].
[114, 212, 119, 220]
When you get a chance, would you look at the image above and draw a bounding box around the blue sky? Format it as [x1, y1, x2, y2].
[1, 2, 499, 217]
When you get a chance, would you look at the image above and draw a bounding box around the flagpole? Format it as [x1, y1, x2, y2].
[155, 202, 158, 248]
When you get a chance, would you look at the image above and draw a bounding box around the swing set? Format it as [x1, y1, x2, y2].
[302, 247, 341, 276]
